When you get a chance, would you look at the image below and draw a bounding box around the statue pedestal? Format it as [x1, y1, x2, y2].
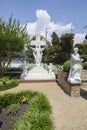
[22, 66, 55, 80]
[57, 70, 81, 97]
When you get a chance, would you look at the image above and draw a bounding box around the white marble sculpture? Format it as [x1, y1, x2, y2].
[20, 60, 28, 79]
[67, 47, 83, 84]
[32, 46, 45, 66]
[31, 34, 45, 66]
[20, 44, 28, 79]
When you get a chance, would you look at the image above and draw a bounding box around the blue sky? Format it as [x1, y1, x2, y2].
[0, 0, 87, 44]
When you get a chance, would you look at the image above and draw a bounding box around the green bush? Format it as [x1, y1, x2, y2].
[52, 69, 58, 75]
[63, 60, 70, 72]
[28, 67, 33, 71]
[84, 62, 87, 69]
[0, 78, 19, 91]
[0, 91, 37, 108]
[81, 55, 87, 62]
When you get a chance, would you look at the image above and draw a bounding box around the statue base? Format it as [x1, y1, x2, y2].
[67, 78, 81, 85]
[21, 66, 55, 80]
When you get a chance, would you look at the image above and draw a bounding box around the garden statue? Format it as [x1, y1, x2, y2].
[30, 34, 45, 66]
[20, 59, 28, 79]
[67, 47, 83, 84]
[31, 46, 45, 66]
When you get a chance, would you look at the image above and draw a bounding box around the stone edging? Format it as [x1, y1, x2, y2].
[20, 79, 56, 83]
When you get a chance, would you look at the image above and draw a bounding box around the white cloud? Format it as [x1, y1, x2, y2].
[49, 22, 74, 33]
[35, 9, 51, 33]
[74, 33, 85, 45]
[26, 9, 85, 44]
[27, 22, 36, 35]
[26, 9, 74, 36]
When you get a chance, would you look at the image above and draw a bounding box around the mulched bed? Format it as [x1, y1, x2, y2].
[0, 103, 28, 130]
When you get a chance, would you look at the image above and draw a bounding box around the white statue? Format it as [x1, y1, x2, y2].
[32, 46, 45, 65]
[30, 34, 46, 66]
[48, 63, 52, 74]
[67, 47, 83, 84]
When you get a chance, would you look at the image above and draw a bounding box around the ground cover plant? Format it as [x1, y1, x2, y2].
[0, 76, 19, 91]
[0, 90, 54, 130]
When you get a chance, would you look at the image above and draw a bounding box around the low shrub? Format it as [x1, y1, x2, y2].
[63, 60, 70, 72]
[52, 69, 58, 75]
[0, 77, 19, 91]
[28, 67, 33, 71]
[84, 62, 87, 69]
[0, 91, 36, 108]
[81, 55, 87, 62]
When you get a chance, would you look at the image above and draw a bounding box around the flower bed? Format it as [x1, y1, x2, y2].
[0, 90, 54, 130]
[0, 77, 19, 91]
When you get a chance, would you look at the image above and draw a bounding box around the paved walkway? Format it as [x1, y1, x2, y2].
[0, 82, 87, 130]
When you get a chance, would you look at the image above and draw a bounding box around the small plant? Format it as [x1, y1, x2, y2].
[63, 60, 70, 72]
[7, 103, 20, 115]
[84, 62, 87, 69]
[52, 69, 58, 75]
[1, 76, 9, 81]
[0, 78, 19, 91]
[28, 67, 33, 71]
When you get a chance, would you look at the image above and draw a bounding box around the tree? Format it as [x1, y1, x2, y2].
[42, 43, 62, 64]
[76, 40, 87, 62]
[43, 33, 74, 65]
[0, 16, 30, 76]
[25, 44, 34, 63]
[85, 34, 87, 40]
[51, 32, 60, 46]
[60, 33, 74, 62]
[42, 44, 51, 64]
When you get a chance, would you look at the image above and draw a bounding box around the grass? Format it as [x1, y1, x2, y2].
[0, 76, 19, 91]
[0, 90, 54, 130]
[7, 103, 20, 115]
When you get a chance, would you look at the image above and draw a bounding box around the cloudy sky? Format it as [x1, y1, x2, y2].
[0, 0, 87, 44]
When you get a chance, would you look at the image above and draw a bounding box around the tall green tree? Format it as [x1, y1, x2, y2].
[60, 33, 74, 62]
[43, 33, 74, 65]
[0, 16, 30, 76]
[75, 40, 87, 62]
[51, 32, 60, 46]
